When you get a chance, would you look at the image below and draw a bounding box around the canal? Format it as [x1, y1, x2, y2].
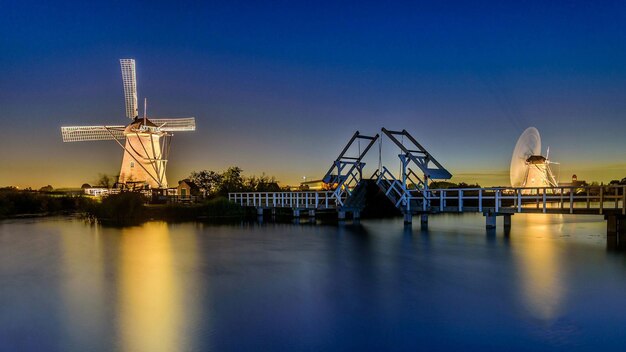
[1, 214, 625, 351]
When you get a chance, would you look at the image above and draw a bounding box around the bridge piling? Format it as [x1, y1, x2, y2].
[607, 215, 619, 234]
[404, 213, 412, 224]
[485, 213, 497, 229]
[503, 214, 512, 228]
[606, 215, 626, 250]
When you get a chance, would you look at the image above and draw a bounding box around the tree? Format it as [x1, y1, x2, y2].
[251, 173, 280, 192]
[219, 167, 245, 194]
[39, 185, 53, 192]
[189, 170, 223, 196]
[95, 174, 114, 188]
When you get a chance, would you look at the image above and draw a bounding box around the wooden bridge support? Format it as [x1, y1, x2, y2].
[403, 213, 429, 227]
[484, 213, 513, 229]
[606, 214, 626, 250]
[485, 214, 497, 229]
[503, 214, 512, 228]
[338, 209, 360, 220]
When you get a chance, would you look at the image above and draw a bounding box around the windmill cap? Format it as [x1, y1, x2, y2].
[526, 155, 547, 164]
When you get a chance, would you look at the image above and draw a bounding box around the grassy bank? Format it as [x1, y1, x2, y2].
[0, 190, 94, 218]
[86, 193, 245, 225]
[0, 190, 246, 226]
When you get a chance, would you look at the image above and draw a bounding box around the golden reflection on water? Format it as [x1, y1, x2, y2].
[118, 222, 186, 352]
[513, 214, 565, 321]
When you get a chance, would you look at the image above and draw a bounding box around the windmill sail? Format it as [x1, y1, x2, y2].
[120, 59, 138, 119]
[61, 126, 126, 142]
[150, 117, 196, 131]
[60, 58, 196, 189]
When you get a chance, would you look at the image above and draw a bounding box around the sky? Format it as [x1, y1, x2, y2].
[1, 0, 625, 188]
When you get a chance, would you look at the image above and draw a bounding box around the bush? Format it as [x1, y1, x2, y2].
[90, 192, 147, 225]
[199, 197, 244, 217]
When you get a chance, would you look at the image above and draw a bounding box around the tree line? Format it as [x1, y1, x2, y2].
[188, 166, 283, 197]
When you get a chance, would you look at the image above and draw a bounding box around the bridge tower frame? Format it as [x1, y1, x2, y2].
[377, 128, 453, 216]
[322, 131, 379, 207]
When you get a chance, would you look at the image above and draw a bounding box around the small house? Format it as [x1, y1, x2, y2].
[177, 179, 200, 198]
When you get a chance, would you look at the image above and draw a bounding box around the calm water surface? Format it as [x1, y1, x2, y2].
[1, 214, 626, 351]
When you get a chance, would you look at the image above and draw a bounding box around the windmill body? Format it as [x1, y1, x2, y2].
[118, 119, 168, 188]
[510, 127, 559, 189]
[61, 59, 195, 189]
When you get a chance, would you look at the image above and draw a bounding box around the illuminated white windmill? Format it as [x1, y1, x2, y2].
[510, 127, 559, 189]
[61, 59, 196, 189]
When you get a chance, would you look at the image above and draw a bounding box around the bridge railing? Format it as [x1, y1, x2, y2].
[228, 191, 339, 209]
[417, 185, 626, 215]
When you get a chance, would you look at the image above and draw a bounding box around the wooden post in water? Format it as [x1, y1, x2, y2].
[503, 214, 512, 228]
[420, 214, 428, 225]
[485, 213, 497, 229]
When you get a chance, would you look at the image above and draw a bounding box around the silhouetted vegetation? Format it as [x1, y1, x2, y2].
[189, 166, 281, 197]
[145, 197, 245, 222]
[95, 173, 115, 188]
[86, 192, 147, 225]
[84, 193, 245, 225]
[0, 188, 94, 218]
[428, 181, 482, 189]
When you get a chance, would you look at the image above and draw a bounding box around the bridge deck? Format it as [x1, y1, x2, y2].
[229, 185, 626, 217]
[415, 186, 625, 216]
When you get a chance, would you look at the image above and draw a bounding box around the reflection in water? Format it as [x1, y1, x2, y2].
[58, 223, 108, 348]
[3, 216, 625, 350]
[117, 222, 188, 352]
[513, 214, 565, 321]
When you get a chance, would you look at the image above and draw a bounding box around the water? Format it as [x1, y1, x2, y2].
[1, 214, 625, 351]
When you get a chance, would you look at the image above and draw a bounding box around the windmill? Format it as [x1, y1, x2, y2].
[61, 59, 196, 189]
[510, 127, 559, 189]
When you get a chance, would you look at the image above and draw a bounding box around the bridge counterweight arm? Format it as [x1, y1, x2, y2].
[381, 128, 452, 180]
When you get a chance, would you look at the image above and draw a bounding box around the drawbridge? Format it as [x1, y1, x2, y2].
[230, 127, 454, 219]
[228, 128, 626, 237]
[319, 128, 453, 219]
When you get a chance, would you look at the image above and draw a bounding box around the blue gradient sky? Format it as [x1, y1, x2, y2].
[1, 0, 625, 188]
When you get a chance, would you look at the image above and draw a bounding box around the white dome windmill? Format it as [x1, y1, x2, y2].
[510, 127, 559, 189]
[61, 59, 196, 189]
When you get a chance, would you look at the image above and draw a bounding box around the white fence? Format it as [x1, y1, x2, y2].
[228, 191, 339, 209]
[229, 185, 626, 216]
[418, 186, 626, 215]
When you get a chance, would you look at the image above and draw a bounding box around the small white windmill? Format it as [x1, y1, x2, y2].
[510, 127, 559, 188]
[61, 59, 196, 189]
